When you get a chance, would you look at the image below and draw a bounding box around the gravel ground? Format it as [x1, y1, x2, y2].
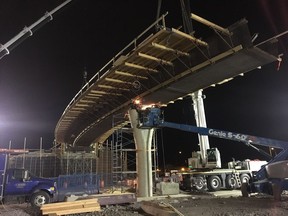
[1, 192, 288, 216]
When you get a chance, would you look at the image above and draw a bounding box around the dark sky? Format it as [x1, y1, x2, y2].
[0, 0, 288, 166]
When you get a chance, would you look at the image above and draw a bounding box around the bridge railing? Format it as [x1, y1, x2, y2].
[60, 13, 169, 117]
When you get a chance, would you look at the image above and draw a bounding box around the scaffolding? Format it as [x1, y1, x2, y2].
[9, 150, 60, 178]
[60, 152, 97, 175]
[8, 143, 112, 182]
[111, 113, 159, 186]
[6, 112, 160, 189]
[95, 141, 113, 187]
[111, 113, 131, 185]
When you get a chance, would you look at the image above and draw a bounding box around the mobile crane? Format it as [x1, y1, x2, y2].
[0, 0, 72, 60]
[136, 105, 288, 200]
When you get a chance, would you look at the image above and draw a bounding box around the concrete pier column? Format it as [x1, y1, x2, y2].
[128, 108, 155, 197]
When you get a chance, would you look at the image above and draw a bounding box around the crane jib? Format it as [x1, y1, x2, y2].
[204, 128, 288, 150]
[160, 121, 288, 150]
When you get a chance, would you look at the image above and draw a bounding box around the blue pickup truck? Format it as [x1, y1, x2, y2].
[0, 153, 57, 207]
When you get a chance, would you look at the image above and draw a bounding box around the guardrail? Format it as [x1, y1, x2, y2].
[60, 12, 168, 117]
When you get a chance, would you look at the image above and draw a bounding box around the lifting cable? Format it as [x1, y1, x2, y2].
[180, 0, 194, 34]
[155, 0, 162, 30]
[151, 0, 167, 171]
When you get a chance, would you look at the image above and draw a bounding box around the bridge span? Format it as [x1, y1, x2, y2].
[54, 14, 279, 147]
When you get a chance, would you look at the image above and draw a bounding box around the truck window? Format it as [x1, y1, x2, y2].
[207, 149, 216, 162]
[12, 169, 25, 180]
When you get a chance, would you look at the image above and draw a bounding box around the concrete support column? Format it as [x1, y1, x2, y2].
[128, 108, 155, 197]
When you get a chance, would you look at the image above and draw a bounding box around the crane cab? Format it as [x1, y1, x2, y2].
[188, 148, 221, 169]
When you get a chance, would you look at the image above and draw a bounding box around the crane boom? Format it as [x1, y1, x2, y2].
[138, 106, 288, 150]
[137, 106, 288, 176]
[0, 0, 72, 60]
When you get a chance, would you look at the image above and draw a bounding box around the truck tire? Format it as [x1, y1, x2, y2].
[240, 174, 250, 184]
[241, 182, 249, 197]
[225, 175, 236, 189]
[194, 176, 206, 191]
[272, 183, 282, 201]
[30, 191, 50, 208]
[207, 175, 221, 191]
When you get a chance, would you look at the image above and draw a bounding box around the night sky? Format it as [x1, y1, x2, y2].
[0, 0, 288, 167]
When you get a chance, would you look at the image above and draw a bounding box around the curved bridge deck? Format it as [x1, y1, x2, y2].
[55, 16, 279, 146]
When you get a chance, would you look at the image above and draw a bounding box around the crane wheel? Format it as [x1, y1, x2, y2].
[240, 174, 250, 184]
[194, 176, 206, 191]
[207, 175, 221, 191]
[225, 175, 236, 190]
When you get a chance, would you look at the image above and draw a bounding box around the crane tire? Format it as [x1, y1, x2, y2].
[194, 176, 206, 191]
[225, 175, 237, 190]
[240, 174, 250, 184]
[207, 175, 221, 191]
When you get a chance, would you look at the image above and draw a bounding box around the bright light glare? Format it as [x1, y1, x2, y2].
[141, 104, 156, 110]
[134, 99, 141, 104]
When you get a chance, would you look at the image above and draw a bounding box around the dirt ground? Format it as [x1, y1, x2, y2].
[1, 191, 288, 216]
[168, 194, 288, 215]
